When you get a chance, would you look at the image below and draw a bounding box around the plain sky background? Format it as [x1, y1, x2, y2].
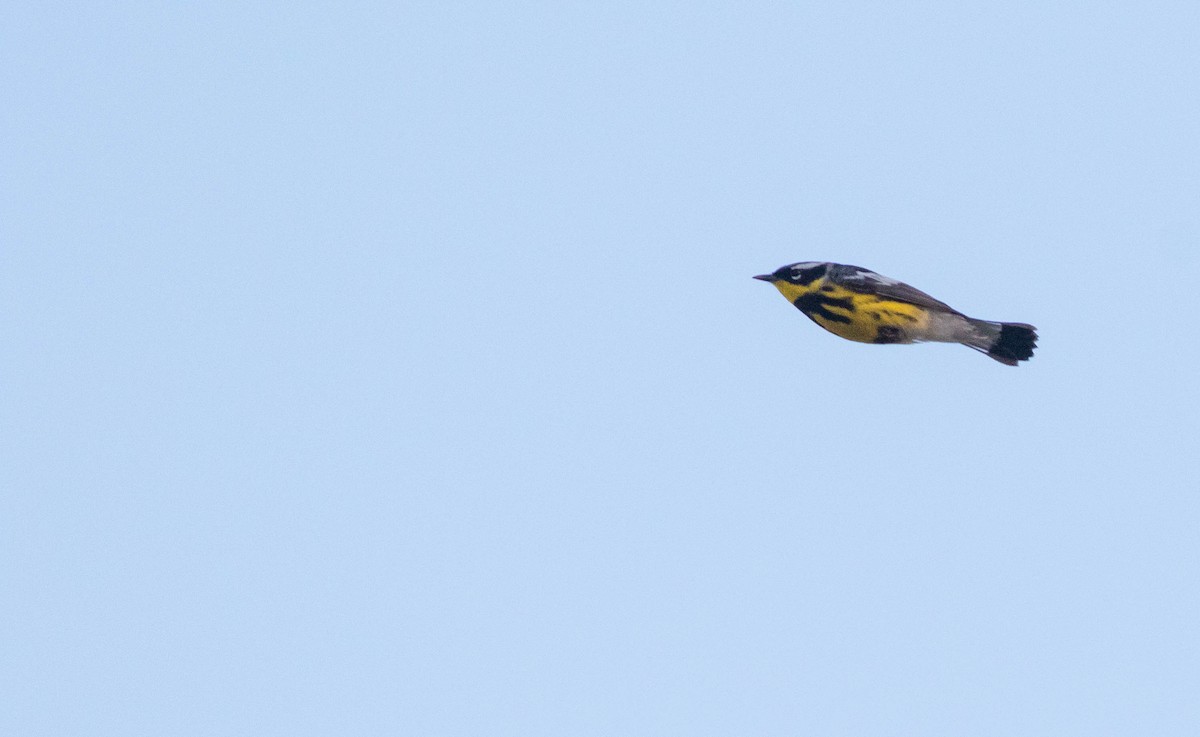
[3, 2, 1199, 735]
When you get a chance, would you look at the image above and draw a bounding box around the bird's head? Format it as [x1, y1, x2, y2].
[753, 262, 829, 286]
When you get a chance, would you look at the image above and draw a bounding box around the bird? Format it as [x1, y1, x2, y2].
[754, 262, 1037, 365]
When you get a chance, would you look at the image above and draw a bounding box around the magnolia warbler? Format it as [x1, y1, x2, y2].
[755, 262, 1037, 365]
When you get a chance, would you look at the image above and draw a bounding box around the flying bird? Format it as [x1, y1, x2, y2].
[754, 262, 1037, 365]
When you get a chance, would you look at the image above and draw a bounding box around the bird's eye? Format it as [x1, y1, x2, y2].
[781, 264, 826, 285]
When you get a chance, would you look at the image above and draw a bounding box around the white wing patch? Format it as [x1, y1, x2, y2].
[851, 269, 901, 286]
[833, 264, 962, 314]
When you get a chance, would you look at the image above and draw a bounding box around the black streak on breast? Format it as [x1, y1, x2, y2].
[794, 292, 854, 324]
[874, 325, 904, 343]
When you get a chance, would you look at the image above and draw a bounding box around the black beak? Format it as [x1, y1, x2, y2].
[752, 274, 775, 282]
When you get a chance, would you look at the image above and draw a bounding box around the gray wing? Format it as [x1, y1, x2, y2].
[829, 264, 963, 315]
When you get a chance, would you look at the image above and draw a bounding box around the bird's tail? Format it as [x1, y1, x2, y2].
[962, 320, 1038, 366]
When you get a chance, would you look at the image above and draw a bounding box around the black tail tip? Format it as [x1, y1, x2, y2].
[989, 323, 1038, 366]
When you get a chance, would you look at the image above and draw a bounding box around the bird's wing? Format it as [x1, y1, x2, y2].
[831, 265, 964, 315]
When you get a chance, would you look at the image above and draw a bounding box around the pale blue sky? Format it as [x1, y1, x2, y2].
[4, 2, 1199, 735]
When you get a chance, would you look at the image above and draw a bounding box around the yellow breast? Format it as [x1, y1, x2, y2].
[771, 279, 931, 343]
